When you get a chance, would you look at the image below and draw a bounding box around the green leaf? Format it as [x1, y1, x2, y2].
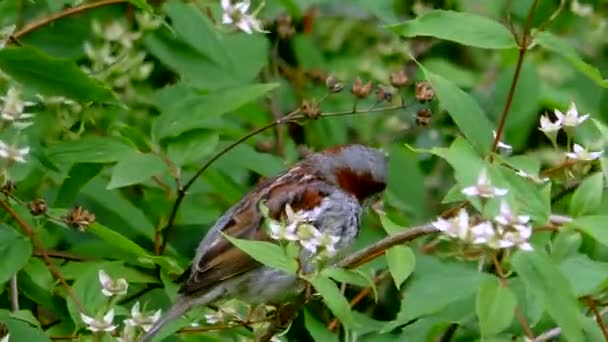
[0, 313, 50, 342]
[166, 131, 219, 166]
[214, 143, 286, 177]
[0, 225, 32, 285]
[386, 246, 415, 289]
[107, 152, 167, 189]
[560, 254, 608, 296]
[308, 274, 358, 329]
[386, 145, 426, 218]
[152, 83, 279, 139]
[512, 250, 585, 342]
[570, 173, 603, 217]
[379, 214, 403, 236]
[534, 31, 608, 88]
[322, 267, 377, 301]
[0, 46, 115, 101]
[304, 309, 339, 342]
[127, 0, 153, 12]
[422, 67, 494, 153]
[568, 216, 608, 248]
[475, 277, 516, 337]
[46, 137, 133, 164]
[87, 223, 151, 258]
[54, 163, 104, 207]
[66, 268, 108, 326]
[223, 234, 297, 274]
[388, 10, 516, 49]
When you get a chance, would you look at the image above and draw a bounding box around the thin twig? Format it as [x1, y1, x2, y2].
[491, 0, 539, 153]
[0, 199, 87, 314]
[491, 253, 535, 339]
[10, 275, 19, 311]
[585, 297, 608, 341]
[10, 0, 128, 42]
[534, 307, 608, 342]
[33, 250, 90, 261]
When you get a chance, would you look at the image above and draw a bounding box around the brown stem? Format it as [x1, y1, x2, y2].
[585, 297, 608, 341]
[10, 275, 19, 311]
[0, 199, 87, 314]
[10, 0, 128, 42]
[33, 250, 90, 261]
[491, 252, 535, 339]
[490, 0, 539, 154]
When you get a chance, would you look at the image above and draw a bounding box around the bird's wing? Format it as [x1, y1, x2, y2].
[179, 171, 329, 295]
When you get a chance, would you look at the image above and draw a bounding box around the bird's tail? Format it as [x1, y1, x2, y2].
[138, 295, 194, 342]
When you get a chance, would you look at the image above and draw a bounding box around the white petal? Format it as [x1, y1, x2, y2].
[432, 218, 450, 232]
[493, 188, 509, 196]
[518, 242, 533, 251]
[103, 309, 115, 324]
[236, 19, 253, 34]
[221, 0, 232, 10]
[81, 313, 96, 325]
[103, 325, 117, 332]
[101, 288, 113, 297]
[457, 209, 469, 228]
[566, 152, 577, 159]
[131, 302, 141, 317]
[554, 109, 565, 121]
[461, 186, 479, 196]
[573, 144, 584, 153]
[578, 114, 589, 124]
[98, 269, 111, 286]
[151, 309, 162, 322]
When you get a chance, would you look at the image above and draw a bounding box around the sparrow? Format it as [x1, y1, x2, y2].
[140, 144, 387, 341]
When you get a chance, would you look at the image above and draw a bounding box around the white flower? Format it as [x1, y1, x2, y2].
[124, 302, 161, 332]
[115, 324, 136, 342]
[135, 11, 163, 31]
[538, 114, 562, 133]
[221, 0, 265, 34]
[0, 334, 8, 342]
[1, 87, 35, 127]
[80, 309, 117, 332]
[432, 209, 470, 240]
[493, 130, 512, 153]
[461, 169, 509, 198]
[204, 307, 238, 324]
[500, 225, 533, 251]
[0, 140, 29, 164]
[515, 170, 549, 184]
[0, 25, 15, 48]
[470, 221, 496, 245]
[554, 102, 589, 128]
[495, 201, 530, 226]
[566, 144, 603, 161]
[571, 0, 593, 17]
[98, 269, 128, 296]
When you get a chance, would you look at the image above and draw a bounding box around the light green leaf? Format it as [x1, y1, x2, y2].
[560, 254, 608, 296]
[0, 313, 50, 342]
[322, 267, 377, 301]
[223, 234, 297, 274]
[304, 309, 339, 342]
[386, 246, 415, 289]
[66, 268, 108, 326]
[308, 274, 358, 329]
[387, 145, 426, 218]
[127, 0, 153, 12]
[567, 216, 608, 248]
[153, 83, 279, 139]
[476, 277, 516, 337]
[422, 67, 494, 153]
[534, 31, 608, 88]
[512, 250, 585, 342]
[388, 10, 516, 49]
[0, 225, 32, 285]
[46, 137, 133, 164]
[166, 131, 219, 166]
[570, 173, 603, 217]
[0, 46, 115, 102]
[379, 214, 403, 236]
[108, 152, 167, 189]
[87, 223, 151, 258]
[54, 163, 104, 207]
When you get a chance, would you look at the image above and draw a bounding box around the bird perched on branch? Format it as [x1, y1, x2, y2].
[140, 144, 387, 341]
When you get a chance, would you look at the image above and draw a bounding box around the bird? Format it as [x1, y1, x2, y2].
[140, 144, 388, 341]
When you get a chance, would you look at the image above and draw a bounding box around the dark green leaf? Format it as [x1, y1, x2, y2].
[475, 277, 516, 337]
[570, 173, 603, 217]
[422, 67, 494, 153]
[388, 10, 516, 49]
[387, 145, 426, 218]
[560, 254, 608, 296]
[107, 152, 167, 189]
[322, 267, 377, 301]
[304, 309, 339, 342]
[512, 250, 585, 342]
[534, 31, 608, 88]
[308, 274, 358, 329]
[223, 234, 297, 274]
[0, 225, 32, 285]
[54, 163, 104, 207]
[46, 137, 133, 164]
[0, 312, 50, 342]
[386, 246, 415, 289]
[0, 46, 115, 101]
[87, 223, 151, 258]
[166, 131, 219, 166]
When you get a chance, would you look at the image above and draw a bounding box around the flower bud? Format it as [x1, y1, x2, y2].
[351, 77, 372, 99]
[389, 69, 408, 88]
[375, 85, 393, 102]
[28, 199, 48, 216]
[415, 81, 435, 102]
[325, 75, 344, 93]
[301, 99, 320, 119]
[415, 108, 432, 126]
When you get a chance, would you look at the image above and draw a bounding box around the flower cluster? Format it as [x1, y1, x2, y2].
[266, 204, 340, 257]
[0, 86, 35, 173]
[221, 0, 265, 34]
[435, 169, 533, 251]
[538, 101, 602, 160]
[80, 271, 161, 338]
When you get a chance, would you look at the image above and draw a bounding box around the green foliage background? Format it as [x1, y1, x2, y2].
[0, 0, 607, 341]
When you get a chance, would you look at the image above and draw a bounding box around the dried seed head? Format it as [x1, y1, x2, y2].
[351, 77, 372, 99]
[375, 85, 393, 102]
[415, 108, 432, 126]
[64, 206, 96, 231]
[0, 180, 16, 195]
[389, 69, 409, 88]
[415, 81, 435, 102]
[301, 99, 320, 119]
[276, 15, 295, 39]
[325, 75, 344, 93]
[28, 199, 48, 216]
[307, 69, 328, 85]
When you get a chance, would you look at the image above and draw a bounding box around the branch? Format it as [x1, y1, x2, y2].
[10, 0, 128, 42]
[0, 198, 87, 314]
[585, 297, 608, 341]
